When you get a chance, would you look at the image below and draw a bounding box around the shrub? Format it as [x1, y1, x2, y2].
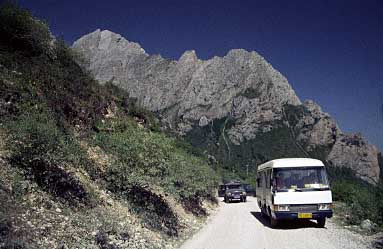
[93, 117, 218, 229]
[328, 166, 383, 226]
[126, 186, 179, 236]
[0, 3, 51, 56]
[5, 109, 92, 205]
[331, 180, 378, 224]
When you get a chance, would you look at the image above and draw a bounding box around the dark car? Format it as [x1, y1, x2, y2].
[224, 182, 247, 203]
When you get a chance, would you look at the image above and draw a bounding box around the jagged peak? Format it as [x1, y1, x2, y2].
[224, 49, 265, 61]
[226, 48, 250, 56]
[73, 29, 148, 55]
[178, 50, 199, 63]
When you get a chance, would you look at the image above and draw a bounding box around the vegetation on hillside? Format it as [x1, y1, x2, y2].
[327, 167, 383, 229]
[184, 115, 308, 185]
[0, 3, 382, 249]
[185, 102, 383, 229]
[0, 3, 217, 248]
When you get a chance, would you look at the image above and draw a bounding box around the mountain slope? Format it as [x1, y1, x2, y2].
[73, 29, 381, 184]
[0, 4, 217, 248]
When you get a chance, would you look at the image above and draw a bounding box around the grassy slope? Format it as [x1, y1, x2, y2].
[0, 4, 217, 248]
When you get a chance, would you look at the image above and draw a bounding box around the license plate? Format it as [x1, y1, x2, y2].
[298, 213, 312, 218]
[234, 195, 240, 198]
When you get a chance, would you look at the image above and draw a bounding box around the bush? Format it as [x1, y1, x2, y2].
[126, 186, 179, 236]
[94, 118, 217, 200]
[5, 109, 92, 204]
[0, 3, 51, 56]
[0, 5, 115, 131]
[93, 117, 218, 229]
[328, 166, 383, 226]
[332, 180, 378, 225]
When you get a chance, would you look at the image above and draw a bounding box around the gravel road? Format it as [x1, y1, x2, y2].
[180, 197, 372, 249]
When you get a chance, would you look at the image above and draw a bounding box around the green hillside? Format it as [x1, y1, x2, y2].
[0, 4, 217, 248]
[0, 3, 382, 248]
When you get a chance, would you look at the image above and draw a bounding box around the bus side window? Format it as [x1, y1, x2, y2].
[262, 172, 266, 188]
[257, 172, 263, 188]
[266, 170, 271, 188]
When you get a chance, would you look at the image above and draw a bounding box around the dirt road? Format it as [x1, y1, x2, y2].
[180, 197, 371, 249]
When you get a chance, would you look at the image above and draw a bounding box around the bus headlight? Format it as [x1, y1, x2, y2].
[274, 205, 289, 211]
[318, 203, 332, 210]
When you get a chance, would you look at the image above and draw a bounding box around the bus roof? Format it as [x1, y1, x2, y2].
[257, 158, 325, 171]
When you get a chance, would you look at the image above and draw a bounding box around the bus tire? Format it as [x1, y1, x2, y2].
[260, 206, 266, 217]
[317, 218, 326, 228]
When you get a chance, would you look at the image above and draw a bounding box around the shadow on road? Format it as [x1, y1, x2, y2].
[250, 211, 321, 230]
[219, 198, 252, 203]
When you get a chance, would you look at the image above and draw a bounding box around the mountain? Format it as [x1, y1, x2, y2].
[73, 29, 382, 184]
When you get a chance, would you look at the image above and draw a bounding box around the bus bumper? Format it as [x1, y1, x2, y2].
[273, 210, 333, 220]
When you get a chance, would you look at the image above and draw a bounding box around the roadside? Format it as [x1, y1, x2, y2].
[180, 197, 374, 249]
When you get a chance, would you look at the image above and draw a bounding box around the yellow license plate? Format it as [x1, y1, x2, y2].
[298, 213, 312, 218]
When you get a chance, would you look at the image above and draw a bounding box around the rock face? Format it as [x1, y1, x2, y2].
[327, 134, 381, 184]
[295, 100, 341, 149]
[73, 29, 381, 184]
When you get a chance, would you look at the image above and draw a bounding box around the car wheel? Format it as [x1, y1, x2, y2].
[317, 218, 326, 228]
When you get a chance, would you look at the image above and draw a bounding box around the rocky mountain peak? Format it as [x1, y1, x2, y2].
[179, 50, 198, 63]
[74, 29, 148, 55]
[72, 30, 381, 184]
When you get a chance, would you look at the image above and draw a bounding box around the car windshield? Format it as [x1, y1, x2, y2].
[273, 167, 329, 191]
[226, 184, 242, 190]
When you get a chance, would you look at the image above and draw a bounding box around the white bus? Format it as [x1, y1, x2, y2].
[256, 158, 333, 227]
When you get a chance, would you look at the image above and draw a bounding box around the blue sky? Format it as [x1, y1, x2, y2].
[18, 0, 383, 150]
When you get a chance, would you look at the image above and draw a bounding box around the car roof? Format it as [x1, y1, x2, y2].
[225, 182, 242, 185]
[258, 158, 325, 171]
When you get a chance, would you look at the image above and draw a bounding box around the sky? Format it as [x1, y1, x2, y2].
[18, 0, 383, 150]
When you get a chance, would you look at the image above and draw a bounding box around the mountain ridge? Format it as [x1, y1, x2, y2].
[73, 29, 381, 184]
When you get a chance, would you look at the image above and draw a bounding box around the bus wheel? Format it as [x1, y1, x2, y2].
[317, 218, 326, 228]
[260, 206, 266, 217]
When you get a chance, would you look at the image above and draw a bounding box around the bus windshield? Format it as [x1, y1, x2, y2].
[273, 167, 329, 191]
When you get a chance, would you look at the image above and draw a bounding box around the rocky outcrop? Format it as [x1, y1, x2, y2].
[284, 100, 380, 184]
[73, 29, 381, 184]
[327, 134, 381, 184]
[295, 100, 341, 149]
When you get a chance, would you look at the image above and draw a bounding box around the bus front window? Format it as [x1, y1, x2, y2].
[273, 167, 329, 191]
